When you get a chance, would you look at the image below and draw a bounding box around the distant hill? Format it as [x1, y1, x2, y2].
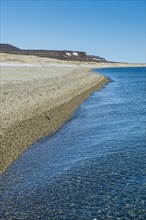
[0, 44, 21, 53]
[0, 44, 107, 62]
[88, 55, 106, 62]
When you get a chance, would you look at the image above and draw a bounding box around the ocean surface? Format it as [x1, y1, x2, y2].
[1, 67, 146, 220]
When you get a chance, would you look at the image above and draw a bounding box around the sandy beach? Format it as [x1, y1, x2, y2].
[0, 53, 145, 174]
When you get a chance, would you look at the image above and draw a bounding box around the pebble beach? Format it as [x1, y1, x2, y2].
[0, 53, 145, 174]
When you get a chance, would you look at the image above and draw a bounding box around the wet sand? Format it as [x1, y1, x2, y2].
[0, 53, 145, 174]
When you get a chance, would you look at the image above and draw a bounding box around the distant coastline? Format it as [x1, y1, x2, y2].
[0, 43, 106, 62]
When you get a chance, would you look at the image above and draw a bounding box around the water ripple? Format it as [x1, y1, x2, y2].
[1, 67, 146, 219]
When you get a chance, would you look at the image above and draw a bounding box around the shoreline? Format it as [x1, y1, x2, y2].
[0, 66, 108, 174]
[1, 53, 145, 174]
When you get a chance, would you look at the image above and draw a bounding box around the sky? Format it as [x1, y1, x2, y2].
[1, 0, 146, 63]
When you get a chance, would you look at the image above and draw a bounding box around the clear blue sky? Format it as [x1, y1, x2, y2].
[1, 0, 145, 63]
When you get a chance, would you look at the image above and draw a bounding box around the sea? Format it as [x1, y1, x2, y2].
[0, 67, 146, 220]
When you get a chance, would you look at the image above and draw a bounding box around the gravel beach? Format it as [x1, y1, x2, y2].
[0, 53, 145, 174]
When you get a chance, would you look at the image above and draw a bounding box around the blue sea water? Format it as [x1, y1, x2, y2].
[0, 67, 146, 219]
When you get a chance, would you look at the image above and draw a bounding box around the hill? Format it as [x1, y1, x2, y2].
[0, 44, 106, 62]
[0, 44, 21, 53]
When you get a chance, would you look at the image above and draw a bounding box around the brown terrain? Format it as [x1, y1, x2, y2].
[0, 44, 106, 62]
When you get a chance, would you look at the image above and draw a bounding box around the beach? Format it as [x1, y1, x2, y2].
[0, 53, 145, 174]
[1, 66, 145, 219]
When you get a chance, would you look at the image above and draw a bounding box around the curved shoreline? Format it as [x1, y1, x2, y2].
[0, 70, 108, 174]
[1, 53, 145, 174]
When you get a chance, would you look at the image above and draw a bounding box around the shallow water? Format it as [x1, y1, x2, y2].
[1, 67, 146, 219]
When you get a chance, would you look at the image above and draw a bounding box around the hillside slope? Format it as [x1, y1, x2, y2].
[0, 44, 106, 62]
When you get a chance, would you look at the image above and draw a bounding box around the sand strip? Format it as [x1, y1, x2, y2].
[0, 66, 108, 174]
